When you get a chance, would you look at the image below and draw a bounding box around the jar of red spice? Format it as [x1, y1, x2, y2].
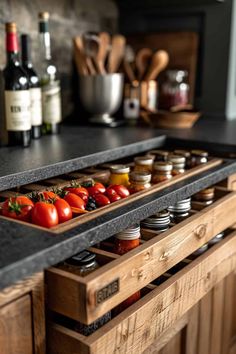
[114, 225, 141, 312]
[152, 161, 173, 183]
[134, 156, 153, 173]
[129, 171, 152, 193]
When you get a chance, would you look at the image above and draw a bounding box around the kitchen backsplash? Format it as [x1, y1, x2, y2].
[0, 0, 118, 117]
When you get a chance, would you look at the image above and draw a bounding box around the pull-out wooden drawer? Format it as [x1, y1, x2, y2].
[46, 188, 236, 325]
[48, 230, 236, 354]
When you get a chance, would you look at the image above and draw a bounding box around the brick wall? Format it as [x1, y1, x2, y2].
[0, 0, 118, 117]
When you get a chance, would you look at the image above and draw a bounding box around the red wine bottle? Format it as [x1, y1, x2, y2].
[4, 23, 31, 147]
[21, 34, 42, 139]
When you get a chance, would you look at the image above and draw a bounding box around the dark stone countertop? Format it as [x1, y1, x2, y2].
[1, 117, 236, 290]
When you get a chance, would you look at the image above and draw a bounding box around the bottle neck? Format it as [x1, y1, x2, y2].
[39, 21, 51, 60]
[6, 32, 19, 64]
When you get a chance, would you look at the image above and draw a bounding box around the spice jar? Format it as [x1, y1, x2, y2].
[62, 250, 99, 276]
[124, 81, 140, 124]
[141, 210, 170, 234]
[193, 187, 215, 206]
[190, 150, 208, 167]
[168, 198, 191, 224]
[208, 231, 224, 246]
[114, 224, 141, 255]
[114, 225, 141, 312]
[109, 165, 130, 187]
[160, 70, 189, 110]
[174, 149, 191, 168]
[146, 149, 169, 162]
[129, 171, 152, 194]
[134, 156, 153, 173]
[152, 161, 173, 183]
[168, 154, 186, 175]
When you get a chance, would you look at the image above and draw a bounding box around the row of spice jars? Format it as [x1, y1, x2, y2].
[109, 149, 209, 193]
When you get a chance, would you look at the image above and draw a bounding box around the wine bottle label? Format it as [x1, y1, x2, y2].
[30, 87, 42, 126]
[5, 90, 31, 131]
[42, 81, 62, 124]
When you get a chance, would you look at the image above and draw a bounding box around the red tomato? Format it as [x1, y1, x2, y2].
[85, 182, 106, 196]
[63, 193, 85, 210]
[41, 191, 60, 201]
[105, 187, 117, 198]
[64, 186, 89, 202]
[2, 196, 34, 222]
[94, 193, 111, 207]
[31, 201, 59, 228]
[54, 199, 72, 223]
[109, 193, 121, 203]
[108, 185, 130, 198]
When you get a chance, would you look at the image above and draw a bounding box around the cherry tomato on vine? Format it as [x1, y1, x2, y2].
[64, 186, 89, 202]
[54, 199, 72, 223]
[93, 193, 111, 207]
[31, 201, 59, 228]
[83, 181, 106, 196]
[107, 185, 130, 198]
[2, 196, 34, 222]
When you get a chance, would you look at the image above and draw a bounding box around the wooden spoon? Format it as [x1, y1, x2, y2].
[108, 34, 126, 73]
[73, 36, 88, 75]
[144, 50, 169, 81]
[96, 32, 110, 74]
[82, 33, 99, 75]
[136, 48, 152, 81]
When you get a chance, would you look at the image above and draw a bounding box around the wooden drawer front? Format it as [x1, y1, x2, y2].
[46, 190, 236, 324]
[48, 231, 236, 354]
[0, 295, 33, 354]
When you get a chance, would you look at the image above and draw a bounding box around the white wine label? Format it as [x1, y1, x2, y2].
[42, 81, 62, 124]
[5, 90, 31, 131]
[30, 88, 42, 126]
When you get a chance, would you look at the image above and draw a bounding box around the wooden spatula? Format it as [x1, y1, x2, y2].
[96, 32, 110, 74]
[108, 34, 126, 73]
[73, 37, 88, 75]
[144, 50, 169, 81]
[136, 48, 152, 81]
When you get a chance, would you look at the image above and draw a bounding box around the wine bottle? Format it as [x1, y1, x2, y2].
[21, 34, 42, 139]
[4, 23, 31, 147]
[38, 12, 62, 134]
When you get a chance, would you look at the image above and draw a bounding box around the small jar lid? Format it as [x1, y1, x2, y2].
[134, 156, 153, 166]
[129, 171, 152, 182]
[174, 150, 191, 158]
[115, 224, 140, 240]
[168, 198, 191, 212]
[145, 154, 156, 161]
[153, 161, 173, 172]
[148, 150, 169, 158]
[168, 154, 186, 164]
[194, 187, 215, 201]
[141, 211, 170, 229]
[110, 165, 130, 174]
[191, 150, 208, 157]
[65, 251, 96, 266]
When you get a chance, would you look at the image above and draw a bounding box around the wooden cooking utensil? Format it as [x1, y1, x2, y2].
[136, 48, 152, 81]
[73, 37, 88, 75]
[96, 32, 110, 74]
[123, 45, 136, 83]
[108, 34, 126, 73]
[144, 50, 169, 81]
[82, 33, 99, 75]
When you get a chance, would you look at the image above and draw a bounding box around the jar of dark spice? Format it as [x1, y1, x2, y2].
[152, 161, 173, 183]
[141, 210, 170, 234]
[168, 198, 191, 224]
[190, 150, 208, 167]
[129, 171, 152, 194]
[168, 154, 186, 175]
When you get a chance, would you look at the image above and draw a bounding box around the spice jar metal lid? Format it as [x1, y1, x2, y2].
[153, 161, 173, 172]
[168, 198, 191, 212]
[110, 165, 130, 174]
[141, 210, 170, 229]
[174, 150, 191, 158]
[65, 251, 96, 267]
[168, 154, 186, 164]
[194, 187, 215, 201]
[191, 149, 208, 157]
[115, 224, 141, 240]
[134, 156, 153, 166]
[129, 171, 152, 182]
